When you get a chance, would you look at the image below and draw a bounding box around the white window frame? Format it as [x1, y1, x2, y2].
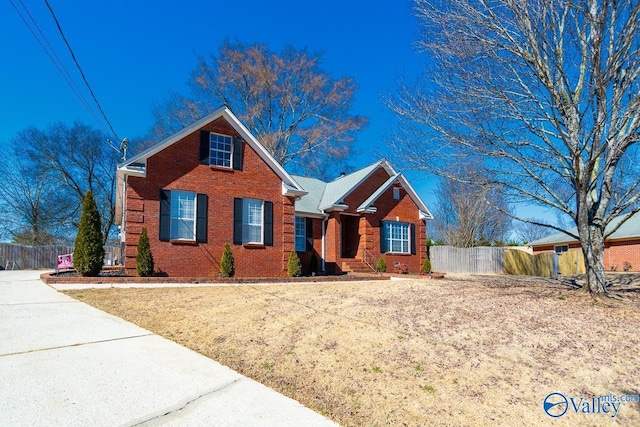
[385, 221, 410, 254]
[170, 190, 196, 240]
[209, 133, 233, 168]
[295, 216, 306, 251]
[242, 198, 264, 244]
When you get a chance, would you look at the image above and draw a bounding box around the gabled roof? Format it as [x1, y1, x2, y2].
[528, 212, 640, 247]
[290, 176, 327, 216]
[357, 173, 434, 220]
[319, 160, 392, 210]
[292, 159, 433, 220]
[117, 106, 305, 195]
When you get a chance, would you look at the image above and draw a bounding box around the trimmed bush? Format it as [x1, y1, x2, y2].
[136, 227, 154, 277]
[421, 257, 432, 274]
[288, 251, 302, 277]
[376, 257, 387, 273]
[220, 243, 235, 277]
[310, 251, 319, 275]
[73, 190, 104, 277]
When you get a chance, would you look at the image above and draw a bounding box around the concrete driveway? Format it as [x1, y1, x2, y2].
[0, 270, 338, 426]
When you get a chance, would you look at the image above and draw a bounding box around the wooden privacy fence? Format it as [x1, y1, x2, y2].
[430, 246, 586, 277]
[0, 243, 121, 270]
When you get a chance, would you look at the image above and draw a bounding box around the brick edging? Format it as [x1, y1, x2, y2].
[39, 271, 390, 285]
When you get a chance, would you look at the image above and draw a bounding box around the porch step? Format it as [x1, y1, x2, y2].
[342, 259, 376, 274]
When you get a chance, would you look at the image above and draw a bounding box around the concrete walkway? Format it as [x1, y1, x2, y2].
[0, 270, 338, 426]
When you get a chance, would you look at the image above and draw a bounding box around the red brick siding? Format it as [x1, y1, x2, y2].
[342, 168, 390, 215]
[320, 170, 427, 274]
[364, 184, 426, 274]
[604, 239, 640, 271]
[124, 117, 291, 277]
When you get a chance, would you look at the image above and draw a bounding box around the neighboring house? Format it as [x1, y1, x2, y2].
[116, 106, 433, 277]
[528, 213, 640, 272]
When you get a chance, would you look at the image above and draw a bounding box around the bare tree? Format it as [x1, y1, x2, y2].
[387, 0, 640, 295]
[0, 135, 74, 244]
[150, 40, 367, 177]
[433, 175, 512, 247]
[17, 123, 120, 243]
[514, 219, 554, 245]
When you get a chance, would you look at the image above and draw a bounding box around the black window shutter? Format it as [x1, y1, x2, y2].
[305, 217, 313, 251]
[233, 137, 243, 170]
[159, 189, 171, 241]
[264, 201, 273, 246]
[233, 198, 243, 245]
[380, 221, 388, 253]
[200, 130, 210, 164]
[196, 194, 208, 243]
[410, 223, 416, 255]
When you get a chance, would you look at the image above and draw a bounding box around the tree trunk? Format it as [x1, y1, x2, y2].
[580, 224, 607, 294]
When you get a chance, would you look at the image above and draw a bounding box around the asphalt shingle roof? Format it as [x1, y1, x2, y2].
[528, 212, 640, 246]
[292, 160, 385, 215]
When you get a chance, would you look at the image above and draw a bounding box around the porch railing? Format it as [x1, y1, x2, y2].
[361, 247, 378, 273]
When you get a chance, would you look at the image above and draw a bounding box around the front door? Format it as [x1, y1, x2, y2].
[341, 215, 360, 258]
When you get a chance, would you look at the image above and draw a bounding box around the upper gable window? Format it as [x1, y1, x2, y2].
[200, 130, 243, 170]
[210, 133, 233, 168]
[393, 187, 400, 200]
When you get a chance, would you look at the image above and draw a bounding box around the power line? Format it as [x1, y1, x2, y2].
[43, 0, 120, 141]
[8, 0, 104, 129]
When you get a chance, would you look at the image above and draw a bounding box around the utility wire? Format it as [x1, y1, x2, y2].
[43, 0, 120, 142]
[8, 0, 103, 129]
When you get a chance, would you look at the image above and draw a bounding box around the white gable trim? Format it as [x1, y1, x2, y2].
[319, 159, 396, 210]
[117, 106, 305, 194]
[356, 173, 434, 220]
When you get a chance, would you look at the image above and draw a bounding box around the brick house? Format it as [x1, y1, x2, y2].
[116, 106, 433, 277]
[528, 213, 640, 272]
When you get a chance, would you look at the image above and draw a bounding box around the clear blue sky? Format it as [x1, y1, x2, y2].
[0, 1, 424, 164]
[0, 0, 554, 227]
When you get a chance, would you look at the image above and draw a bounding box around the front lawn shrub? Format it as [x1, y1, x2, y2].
[220, 243, 235, 277]
[421, 257, 432, 274]
[288, 251, 302, 277]
[73, 190, 104, 277]
[376, 257, 387, 273]
[136, 227, 154, 277]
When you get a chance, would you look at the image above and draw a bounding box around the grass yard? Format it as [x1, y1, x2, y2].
[65, 275, 640, 426]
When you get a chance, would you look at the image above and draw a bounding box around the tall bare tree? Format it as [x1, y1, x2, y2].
[433, 175, 512, 247]
[17, 123, 120, 243]
[151, 40, 367, 177]
[0, 135, 74, 244]
[514, 219, 554, 245]
[388, 0, 640, 295]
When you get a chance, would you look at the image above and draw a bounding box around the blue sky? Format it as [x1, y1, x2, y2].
[0, 0, 555, 229]
[0, 1, 424, 164]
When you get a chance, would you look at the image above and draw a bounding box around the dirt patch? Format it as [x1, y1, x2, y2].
[65, 275, 640, 426]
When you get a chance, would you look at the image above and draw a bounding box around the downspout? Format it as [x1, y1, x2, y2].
[121, 174, 127, 240]
[322, 214, 328, 273]
[119, 173, 127, 265]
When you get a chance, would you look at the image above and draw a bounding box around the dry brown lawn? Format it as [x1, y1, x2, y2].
[65, 274, 640, 426]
